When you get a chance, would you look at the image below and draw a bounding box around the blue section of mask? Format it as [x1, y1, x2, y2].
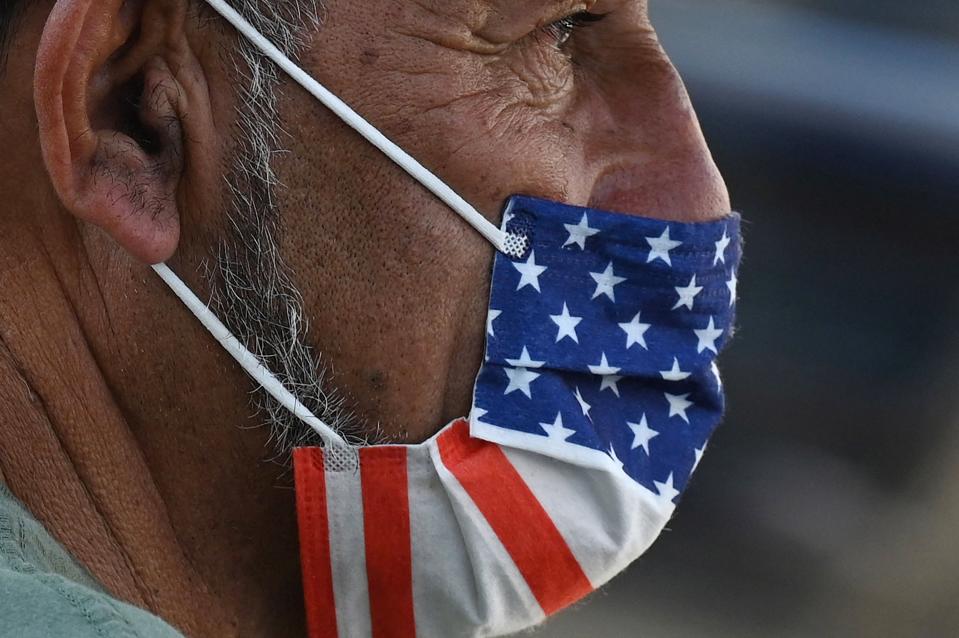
[472, 195, 742, 500]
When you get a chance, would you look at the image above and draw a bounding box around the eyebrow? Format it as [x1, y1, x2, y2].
[477, 0, 592, 40]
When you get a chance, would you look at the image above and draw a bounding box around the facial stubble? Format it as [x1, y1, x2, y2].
[204, 1, 377, 459]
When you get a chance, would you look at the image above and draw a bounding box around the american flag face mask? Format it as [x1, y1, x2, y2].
[152, 3, 743, 637]
[289, 200, 740, 638]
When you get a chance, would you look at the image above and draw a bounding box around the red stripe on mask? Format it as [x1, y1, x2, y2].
[437, 420, 593, 616]
[360, 446, 416, 638]
[293, 448, 340, 638]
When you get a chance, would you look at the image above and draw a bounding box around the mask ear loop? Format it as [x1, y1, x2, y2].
[152, 264, 349, 448]
[202, 0, 528, 257]
[153, 1, 532, 450]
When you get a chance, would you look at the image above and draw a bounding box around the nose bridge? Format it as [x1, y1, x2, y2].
[585, 58, 731, 223]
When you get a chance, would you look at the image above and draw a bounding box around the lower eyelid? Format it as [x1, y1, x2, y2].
[503, 42, 577, 107]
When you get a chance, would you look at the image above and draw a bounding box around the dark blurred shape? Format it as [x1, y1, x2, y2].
[773, 0, 959, 40]
[541, 1, 959, 636]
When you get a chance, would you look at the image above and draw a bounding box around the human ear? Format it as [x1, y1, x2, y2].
[34, 0, 192, 264]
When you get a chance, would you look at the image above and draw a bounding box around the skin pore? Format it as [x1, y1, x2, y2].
[0, 0, 729, 636]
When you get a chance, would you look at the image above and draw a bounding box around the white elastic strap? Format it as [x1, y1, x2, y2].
[202, 0, 510, 254]
[152, 263, 348, 448]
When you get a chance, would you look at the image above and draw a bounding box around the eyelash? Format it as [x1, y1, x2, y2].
[544, 12, 607, 48]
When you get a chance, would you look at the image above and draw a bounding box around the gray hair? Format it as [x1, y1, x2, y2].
[205, 0, 375, 457]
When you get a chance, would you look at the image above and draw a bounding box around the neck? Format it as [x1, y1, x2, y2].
[0, 219, 307, 637]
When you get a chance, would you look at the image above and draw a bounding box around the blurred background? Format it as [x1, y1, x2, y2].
[543, 1, 959, 636]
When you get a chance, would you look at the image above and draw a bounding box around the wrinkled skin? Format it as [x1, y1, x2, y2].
[283, 0, 728, 441]
[0, 0, 728, 635]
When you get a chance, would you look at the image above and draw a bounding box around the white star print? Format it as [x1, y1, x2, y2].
[590, 262, 627, 302]
[486, 309, 502, 338]
[646, 228, 683, 266]
[619, 312, 651, 350]
[574, 387, 592, 419]
[665, 392, 694, 423]
[714, 231, 731, 266]
[503, 347, 545, 398]
[505, 347, 545, 369]
[653, 473, 680, 509]
[539, 413, 577, 442]
[673, 274, 704, 311]
[512, 250, 547, 292]
[694, 317, 724, 354]
[588, 353, 623, 397]
[628, 414, 659, 454]
[727, 271, 738, 306]
[563, 214, 600, 250]
[550, 303, 583, 344]
[660, 357, 691, 382]
[504, 367, 541, 398]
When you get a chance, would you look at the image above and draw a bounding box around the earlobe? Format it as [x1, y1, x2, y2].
[35, 0, 186, 265]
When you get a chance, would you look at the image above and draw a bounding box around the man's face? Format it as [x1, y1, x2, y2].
[200, 0, 729, 444]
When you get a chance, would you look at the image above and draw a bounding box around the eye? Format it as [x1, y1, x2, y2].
[544, 12, 606, 48]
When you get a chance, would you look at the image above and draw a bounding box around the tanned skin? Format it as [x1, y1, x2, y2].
[0, 0, 729, 635]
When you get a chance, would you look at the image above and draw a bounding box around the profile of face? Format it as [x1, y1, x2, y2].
[6, 0, 728, 447]
[0, 2, 730, 633]
[265, 0, 732, 444]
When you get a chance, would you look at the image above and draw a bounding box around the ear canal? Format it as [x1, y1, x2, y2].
[139, 57, 185, 174]
[113, 75, 164, 157]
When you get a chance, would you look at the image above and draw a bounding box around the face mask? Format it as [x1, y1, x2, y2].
[155, 2, 743, 637]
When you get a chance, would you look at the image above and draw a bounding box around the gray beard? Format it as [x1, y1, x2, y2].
[203, 3, 377, 458]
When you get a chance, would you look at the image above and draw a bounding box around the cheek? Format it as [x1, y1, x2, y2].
[271, 82, 496, 437]
[414, 88, 587, 213]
